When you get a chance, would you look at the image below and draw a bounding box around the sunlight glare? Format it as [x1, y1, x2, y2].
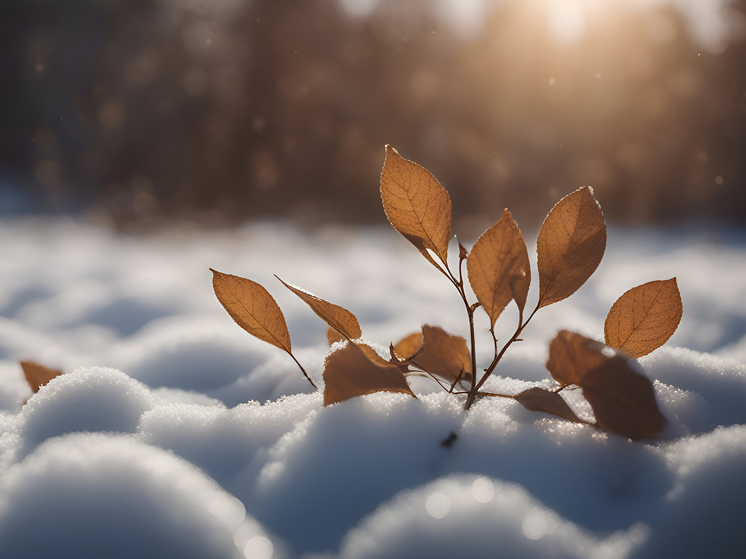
[547, 0, 585, 45]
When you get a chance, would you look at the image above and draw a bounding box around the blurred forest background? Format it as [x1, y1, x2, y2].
[1, 0, 745, 232]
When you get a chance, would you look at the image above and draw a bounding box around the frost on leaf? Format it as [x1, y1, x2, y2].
[380, 145, 452, 271]
[323, 341, 415, 406]
[397, 325, 472, 383]
[467, 208, 531, 327]
[546, 330, 666, 440]
[277, 276, 362, 341]
[514, 387, 586, 424]
[604, 278, 683, 358]
[210, 269, 292, 353]
[536, 186, 606, 309]
[20, 360, 63, 393]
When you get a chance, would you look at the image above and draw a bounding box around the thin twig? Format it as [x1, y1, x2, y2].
[288, 351, 317, 390]
[449, 368, 466, 393]
[475, 304, 539, 394]
[476, 391, 515, 399]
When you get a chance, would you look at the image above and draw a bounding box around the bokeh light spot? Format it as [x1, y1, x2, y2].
[425, 492, 451, 519]
[244, 536, 274, 559]
[472, 476, 495, 503]
[522, 512, 549, 540]
[98, 99, 125, 130]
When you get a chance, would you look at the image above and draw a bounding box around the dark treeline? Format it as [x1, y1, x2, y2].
[1, 0, 745, 230]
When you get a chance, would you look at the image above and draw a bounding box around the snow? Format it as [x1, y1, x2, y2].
[0, 218, 745, 558]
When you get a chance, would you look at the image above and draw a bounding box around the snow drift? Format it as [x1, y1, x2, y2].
[0, 219, 745, 558]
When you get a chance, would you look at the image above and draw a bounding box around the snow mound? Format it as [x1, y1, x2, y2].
[17, 367, 154, 457]
[0, 220, 745, 558]
[0, 433, 277, 559]
[333, 475, 649, 559]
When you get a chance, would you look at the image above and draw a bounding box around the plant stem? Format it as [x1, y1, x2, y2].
[476, 391, 515, 399]
[464, 305, 539, 410]
[288, 351, 318, 390]
[452, 252, 479, 405]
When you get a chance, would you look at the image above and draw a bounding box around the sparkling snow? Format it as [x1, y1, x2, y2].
[0, 218, 745, 558]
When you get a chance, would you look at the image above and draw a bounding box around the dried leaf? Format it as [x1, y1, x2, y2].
[581, 357, 667, 440]
[546, 330, 608, 387]
[323, 341, 415, 406]
[604, 278, 683, 358]
[380, 145, 452, 269]
[277, 276, 362, 341]
[20, 361, 63, 393]
[546, 330, 666, 440]
[467, 208, 531, 327]
[536, 186, 606, 308]
[403, 325, 472, 383]
[514, 387, 586, 424]
[392, 331, 422, 360]
[327, 326, 346, 345]
[211, 269, 292, 353]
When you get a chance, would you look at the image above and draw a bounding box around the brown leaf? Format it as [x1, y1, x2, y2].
[20, 361, 63, 393]
[581, 358, 667, 440]
[546, 330, 608, 387]
[403, 325, 472, 383]
[536, 186, 606, 308]
[545, 330, 666, 440]
[327, 326, 346, 345]
[323, 341, 415, 406]
[392, 331, 422, 360]
[380, 145, 452, 269]
[604, 278, 683, 358]
[467, 208, 531, 327]
[514, 387, 586, 424]
[277, 276, 362, 341]
[211, 269, 292, 353]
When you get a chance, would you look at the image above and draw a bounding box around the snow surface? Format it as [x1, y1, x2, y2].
[0, 218, 745, 558]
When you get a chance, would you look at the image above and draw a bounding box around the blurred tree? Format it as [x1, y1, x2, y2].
[0, 0, 744, 229]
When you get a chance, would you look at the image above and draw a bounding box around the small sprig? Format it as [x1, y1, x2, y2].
[211, 145, 683, 441]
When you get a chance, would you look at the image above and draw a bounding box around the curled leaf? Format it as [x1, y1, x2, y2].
[467, 208, 531, 328]
[323, 341, 415, 406]
[514, 387, 586, 424]
[546, 330, 666, 440]
[20, 361, 63, 393]
[400, 325, 472, 383]
[392, 331, 423, 360]
[277, 276, 362, 341]
[537, 186, 606, 308]
[546, 330, 607, 387]
[211, 269, 292, 353]
[604, 278, 683, 358]
[380, 145, 452, 269]
[327, 326, 346, 346]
